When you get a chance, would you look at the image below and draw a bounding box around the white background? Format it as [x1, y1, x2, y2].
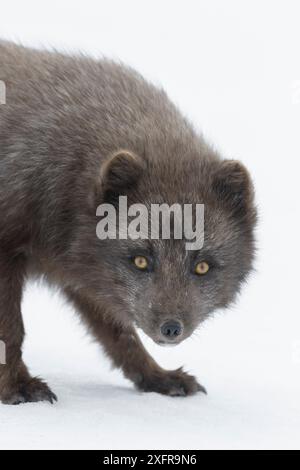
[0, 0, 300, 450]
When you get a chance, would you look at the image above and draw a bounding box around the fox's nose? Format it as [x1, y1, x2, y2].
[161, 321, 182, 339]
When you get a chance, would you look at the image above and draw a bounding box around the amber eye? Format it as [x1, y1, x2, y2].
[133, 256, 148, 270]
[195, 261, 209, 275]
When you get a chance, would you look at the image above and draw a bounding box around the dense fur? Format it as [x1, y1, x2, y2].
[0, 41, 256, 404]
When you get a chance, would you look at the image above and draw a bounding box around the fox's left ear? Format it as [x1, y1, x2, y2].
[100, 149, 145, 193]
[212, 160, 255, 220]
[91, 149, 145, 207]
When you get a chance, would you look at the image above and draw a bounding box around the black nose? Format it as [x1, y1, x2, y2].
[161, 321, 182, 339]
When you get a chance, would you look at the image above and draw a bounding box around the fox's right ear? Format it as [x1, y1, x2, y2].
[100, 149, 145, 195]
[212, 159, 256, 221]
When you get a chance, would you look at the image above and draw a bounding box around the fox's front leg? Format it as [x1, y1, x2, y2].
[66, 289, 206, 397]
[0, 252, 56, 405]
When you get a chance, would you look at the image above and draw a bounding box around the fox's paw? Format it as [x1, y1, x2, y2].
[1, 377, 57, 405]
[136, 367, 207, 397]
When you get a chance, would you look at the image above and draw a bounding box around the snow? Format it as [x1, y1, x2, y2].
[1, 0, 300, 450]
[0, 275, 299, 450]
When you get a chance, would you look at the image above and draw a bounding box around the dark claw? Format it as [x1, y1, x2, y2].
[48, 392, 58, 404]
[197, 383, 207, 395]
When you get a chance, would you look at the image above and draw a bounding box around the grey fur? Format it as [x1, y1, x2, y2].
[0, 41, 256, 403]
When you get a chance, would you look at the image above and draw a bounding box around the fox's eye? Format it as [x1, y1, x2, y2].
[133, 256, 148, 270]
[195, 261, 209, 275]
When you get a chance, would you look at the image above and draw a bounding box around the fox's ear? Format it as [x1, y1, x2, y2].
[100, 150, 145, 194]
[212, 160, 255, 219]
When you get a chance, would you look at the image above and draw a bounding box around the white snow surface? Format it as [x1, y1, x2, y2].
[0, 0, 300, 450]
[1, 274, 299, 450]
